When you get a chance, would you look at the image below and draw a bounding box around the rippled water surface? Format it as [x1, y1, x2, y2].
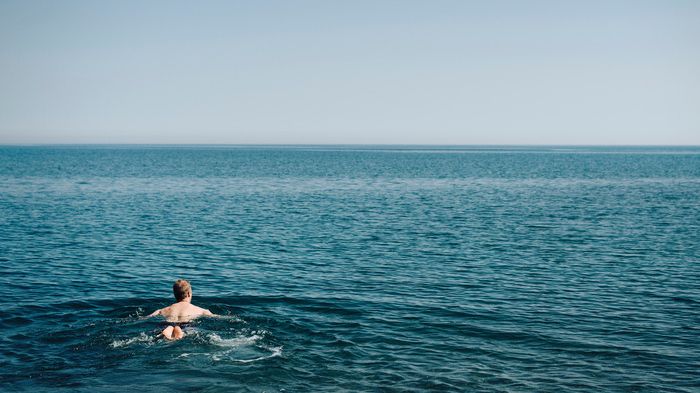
[1, 145, 699, 392]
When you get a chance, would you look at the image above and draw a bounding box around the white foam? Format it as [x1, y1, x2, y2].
[232, 346, 283, 363]
[207, 333, 262, 347]
[110, 332, 155, 348]
[210, 346, 282, 363]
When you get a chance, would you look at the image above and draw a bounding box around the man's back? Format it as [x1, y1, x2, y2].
[148, 279, 214, 339]
[154, 302, 213, 323]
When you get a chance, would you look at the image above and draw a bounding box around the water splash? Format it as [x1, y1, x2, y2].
[110, 332, 156, 348]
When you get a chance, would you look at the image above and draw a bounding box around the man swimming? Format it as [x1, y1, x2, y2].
[147, 279, 215, 340]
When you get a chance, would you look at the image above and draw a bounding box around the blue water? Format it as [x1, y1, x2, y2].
[0, 145, 699, 392]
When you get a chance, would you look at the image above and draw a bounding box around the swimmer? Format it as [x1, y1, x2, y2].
[147, 279, 215, 340]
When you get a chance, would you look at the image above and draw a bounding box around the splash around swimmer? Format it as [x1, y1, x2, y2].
[147, 279, 215, 340]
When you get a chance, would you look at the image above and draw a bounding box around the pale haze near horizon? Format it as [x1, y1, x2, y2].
[0, 0, 698, 145]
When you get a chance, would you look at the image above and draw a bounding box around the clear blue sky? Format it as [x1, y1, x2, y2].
[0, 0, 698, 144]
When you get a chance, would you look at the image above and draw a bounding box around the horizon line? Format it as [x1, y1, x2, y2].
[2, 143, 700, 147]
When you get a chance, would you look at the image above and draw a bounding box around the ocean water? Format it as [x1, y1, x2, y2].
[0, 145, 698, 392]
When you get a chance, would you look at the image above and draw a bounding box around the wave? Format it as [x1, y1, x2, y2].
[231, 346, 283, 363]
[109, 332, 156, 348]
[206, 332, 262, 347]
[106, 320, 281, 365]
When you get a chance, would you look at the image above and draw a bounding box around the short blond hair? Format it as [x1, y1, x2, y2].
[173, 279, 191, 301]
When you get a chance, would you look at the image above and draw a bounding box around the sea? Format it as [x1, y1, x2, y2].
[0, 145, 698, 392]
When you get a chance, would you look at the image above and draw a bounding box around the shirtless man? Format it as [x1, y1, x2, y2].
[148, 279, 214, 340]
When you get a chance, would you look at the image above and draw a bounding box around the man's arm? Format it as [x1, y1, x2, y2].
[147, 309, 161, 317]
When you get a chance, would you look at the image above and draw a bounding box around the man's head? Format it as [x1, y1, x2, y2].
[173, 279, 192, 302]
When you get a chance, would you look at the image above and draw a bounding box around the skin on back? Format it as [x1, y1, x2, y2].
[147, 291, 214, 340]
[155, 301, 213, 323]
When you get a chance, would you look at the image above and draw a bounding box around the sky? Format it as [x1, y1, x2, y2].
[0, 0, 698, 145]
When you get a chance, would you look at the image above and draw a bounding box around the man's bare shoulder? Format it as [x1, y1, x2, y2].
[148, 303, 213, 319]
[190, 304, 214, 316]
[148, 304, 176, 316]
[151, 305, 171, 316]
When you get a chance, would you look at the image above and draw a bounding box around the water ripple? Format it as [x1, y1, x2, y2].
[0, 146, 698, 392]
